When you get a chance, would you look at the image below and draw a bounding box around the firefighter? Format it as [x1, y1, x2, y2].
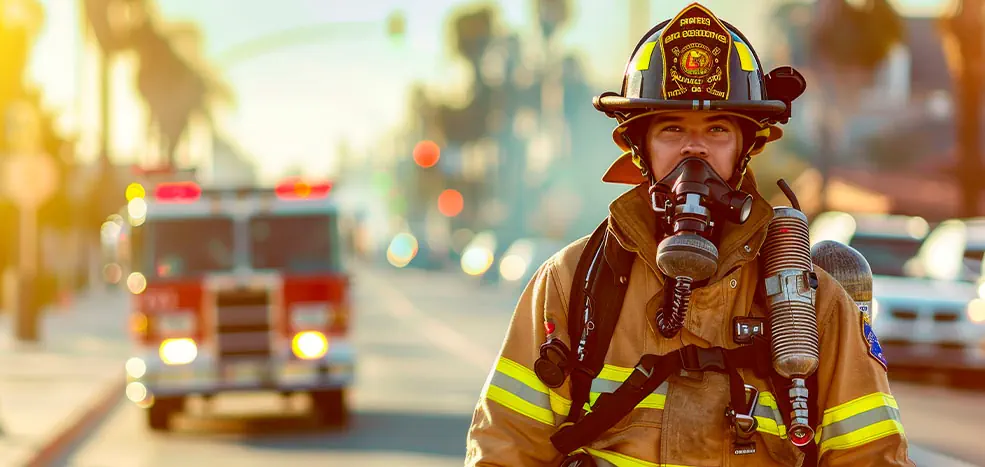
[465, 4, 914, 467]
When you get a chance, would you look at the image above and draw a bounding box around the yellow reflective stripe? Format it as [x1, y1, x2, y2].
[819, 419, 905, 455]
[591, 364, 668, 409]
[496, 357, 550, 394]
[635, 42, 657, 71]
[598, 364, 634, 381]
[754, 392, 788, 438]
[487, 357, 571, 424]
[583, 448, 660, 467]
[486, 385, 555, 425]
[820, 392, 899, 427]
[582, 447, 692, 467]
[815, 393, 904, 455]
[550, 391, 572, 415]
[734, 41, 755, 71]
[588, 391, 666, 410]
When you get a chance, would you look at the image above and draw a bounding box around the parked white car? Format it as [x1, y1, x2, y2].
[810, 212, 985, 377]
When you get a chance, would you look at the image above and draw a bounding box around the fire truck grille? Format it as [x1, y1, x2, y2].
[215, 290, 272, 358]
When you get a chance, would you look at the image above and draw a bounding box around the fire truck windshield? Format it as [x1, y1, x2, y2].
[249, 214, 339, 272]
[143, 217, 236, 278]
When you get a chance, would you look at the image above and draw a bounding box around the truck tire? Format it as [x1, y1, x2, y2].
[147, 396, 185, 431]
[311, 389, 348, 426]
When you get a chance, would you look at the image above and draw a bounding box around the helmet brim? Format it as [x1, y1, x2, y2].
[595, 95, 788, 123]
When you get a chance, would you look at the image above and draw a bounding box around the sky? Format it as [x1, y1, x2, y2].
[25, 0, 951, 181]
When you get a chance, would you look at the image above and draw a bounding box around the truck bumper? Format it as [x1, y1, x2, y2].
[125, 340, 356, 401]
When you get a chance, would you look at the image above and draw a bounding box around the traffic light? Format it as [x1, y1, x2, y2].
[413, 140, 441, 168]
[437, 189, 464, 217]
[387, 12, 406, 39]
[125, 182, 146, 201]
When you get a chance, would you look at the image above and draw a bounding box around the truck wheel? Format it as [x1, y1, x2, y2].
[147, 396, 185, 431]
[311, 389, 348, 426]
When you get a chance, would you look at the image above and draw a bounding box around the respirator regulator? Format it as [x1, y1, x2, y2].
[650, 157, 754, 338]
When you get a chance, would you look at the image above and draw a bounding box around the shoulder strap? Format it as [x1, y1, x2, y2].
[563, 219, 635, 423]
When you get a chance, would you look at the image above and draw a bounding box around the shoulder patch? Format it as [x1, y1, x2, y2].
[861, 313, 888, 372]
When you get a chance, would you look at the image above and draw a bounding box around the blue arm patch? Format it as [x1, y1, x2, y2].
[862, 314, 888, 371]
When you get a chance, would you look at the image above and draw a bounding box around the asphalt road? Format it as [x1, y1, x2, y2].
[61, 264, 984, 466]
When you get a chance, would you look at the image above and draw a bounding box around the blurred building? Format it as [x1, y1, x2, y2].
[767, 1, 982, 221]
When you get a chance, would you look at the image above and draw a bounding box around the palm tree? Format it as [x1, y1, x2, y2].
[131, 18, 232, 167]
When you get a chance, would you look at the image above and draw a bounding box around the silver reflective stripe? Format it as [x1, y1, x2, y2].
[489, 371, 551, 411]
[590, 378, 669, 396]
[819, 405, 902, 443]
[753, 400, 786, 430]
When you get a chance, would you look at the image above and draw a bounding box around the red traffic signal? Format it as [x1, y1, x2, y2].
[413, 140, 441, 168]
[437, 189, 464, 217]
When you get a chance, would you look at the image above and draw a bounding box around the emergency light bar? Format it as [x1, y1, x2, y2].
[275, 179, 332, 200]
[154, 182, 202, 203]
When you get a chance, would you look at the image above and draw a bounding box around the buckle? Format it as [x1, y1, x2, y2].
[679, 346, 727, 372]
[623, 358, 656, 390]
[727, 384, 761, 455]
[727, 384, 760, 437]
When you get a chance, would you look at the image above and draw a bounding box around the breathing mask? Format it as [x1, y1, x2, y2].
[649, 157, 754, 338]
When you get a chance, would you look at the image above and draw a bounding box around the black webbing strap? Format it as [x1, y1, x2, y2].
[552, 344, 768, 455]
[551, 353, 680, 455]
[564, 220, 609, 422]
[564, 220, 635, 423]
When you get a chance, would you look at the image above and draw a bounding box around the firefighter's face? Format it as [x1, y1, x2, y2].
[644, 112, 742, 180]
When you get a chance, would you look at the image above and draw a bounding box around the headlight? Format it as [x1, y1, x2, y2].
[156, 312, 196, 337]
[159, 338, 198, 365]
[461, 247, 494, 276]
[291, 331, 328, 360]
[967, 299, 985, 324]
[499, 254, 529, 282]
[291, 303, 331, 329]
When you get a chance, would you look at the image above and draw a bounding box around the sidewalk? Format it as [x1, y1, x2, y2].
[0, 287, 129, 466]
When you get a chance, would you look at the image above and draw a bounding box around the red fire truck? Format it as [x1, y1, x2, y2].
[122, 179, 354, 431]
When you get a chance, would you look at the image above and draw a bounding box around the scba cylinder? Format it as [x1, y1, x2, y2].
[761, 207, 819, 380]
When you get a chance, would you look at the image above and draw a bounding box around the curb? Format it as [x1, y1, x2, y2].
[22, 377, 124, 467]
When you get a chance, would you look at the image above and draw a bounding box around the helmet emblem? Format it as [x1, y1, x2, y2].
[659, 3, 732, 100]
[679, 44, 714, 77]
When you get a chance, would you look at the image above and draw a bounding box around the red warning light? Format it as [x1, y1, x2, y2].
[437, 189, 464, 217]
[413, 140, 441, 168]
[154, 182, 201, 203]
[275, 179, 332, 200]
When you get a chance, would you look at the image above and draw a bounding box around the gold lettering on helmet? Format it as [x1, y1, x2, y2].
[680, 29, 728, 44]
[658, 3, 733, 101]
[680, 17, 711, 27]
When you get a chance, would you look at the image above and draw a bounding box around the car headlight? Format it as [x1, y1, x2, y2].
[967, 299, 985, 324]
[159, 338, 198, 365]
[499, 254, 529, 282]
[291, 303, 331, 329]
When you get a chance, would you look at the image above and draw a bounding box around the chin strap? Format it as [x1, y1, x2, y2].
[732, 154, 752, 191]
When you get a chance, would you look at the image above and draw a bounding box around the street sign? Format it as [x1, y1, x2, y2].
[1, 153, 59, 208]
